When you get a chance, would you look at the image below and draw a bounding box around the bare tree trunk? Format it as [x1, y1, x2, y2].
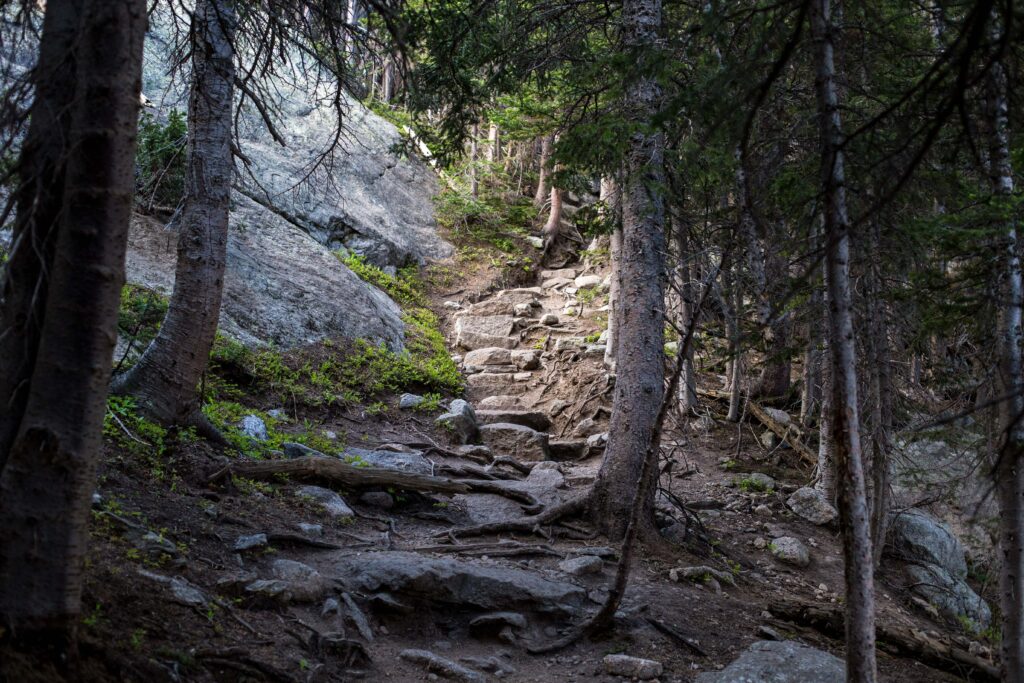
[542, 180, 563, 256]
[590, 0, 665, 540]
[487, 122, 500, 163]
[986, 25, 1024, 683]
[0, 0, 82, 465]
[674, 214, 697, 412]
[469, 123, 479, 198]
[811, 1, 877, 679]
[534, 134, 553, 207]
[865, 221, 893, 568]
[800, 288, 823, 427]
[603, 176, 622, 370]
[725, 264, 744, 422]
[113, 0, 236, 434]
[0, 0, 146, 646]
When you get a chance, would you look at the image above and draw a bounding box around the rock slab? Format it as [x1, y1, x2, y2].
[695, 640, 844, 682]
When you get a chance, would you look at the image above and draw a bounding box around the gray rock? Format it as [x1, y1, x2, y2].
[283, 442, 322, 459]
[548, 439, 589, 461]
[463, 347, 512, 367]
[787, 487, 838, 526]
[541, 268, 577, 280]
[126, 203, 405, 351]
[771, 536, 811, 567]
[267, 408, 286, 419]
[329, 551, 588, 615]
[574, 417, 604, 438]
[270, 559, 330, 602]
[297, 485, 354, 519]
[602, 654, 662, 680]
[455, 315, 517, 350]
[360, 491, 395, 509]
[475, 409, 551, 432]
[736, 472, 776, 492]
[695, 640, 844, 682]
[435, 398, 479, 444]
[443, 300, 462, 310]
[466, 372, 532, 395]
[540, 313, 560, 326]
[511, 349, 542, 370]
[477, 395, 525, 410]
[234, 534, 269, 551]
[468, 611, 528, 630]
[905, 563, 991, 631]
[399, 649, 485, 682]
[239, 415, 268, 441]
[525, 236, 544, 249]
[479, 423, 550, 461]
[298, 522, 323, 537]
[558, 555, 603, 576]
[574, 274, 602, 289]
[343, 447, 432, 475]
[399, 393, 425, 409]
[586, 432, 608, 449]
[888, 510, 968, 578]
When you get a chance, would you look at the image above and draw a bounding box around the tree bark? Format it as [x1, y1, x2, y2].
[469, 123, 479, 198]
[590, 0, 665, 540]
[604, 177, 623, 371]
[811, 0, 877, 680]
[534, 134, 553, 207]
[113, 0, 236, 433]
[985, 22, 1024, 683]
[0, 0, 146, 645]
[0, 0, 82, 466]
[673, 213, 698, 412]
[542, 180, 563, 256]
[487, 122, 501, 163]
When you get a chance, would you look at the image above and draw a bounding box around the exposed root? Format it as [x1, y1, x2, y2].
[436, 491, 590, 539]
[456, 479, 545, 514]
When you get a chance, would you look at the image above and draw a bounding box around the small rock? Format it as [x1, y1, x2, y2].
[91, 492, 103, 508]
[297, 485, 354, 519]
[540, 313, 560, 326]
[754, 504, 772, 517]
[511, 349, 541, 370]
[233, 533, 268, 551]
[435, 398, 479, 444]
[735, 472, 776, 492]
[514, 302, 534, 317]
[239, 414, 269, 441]
[270, 559, 330, 602]
[787, 487, 838, 526]
[324, 430, 338, 440]
[603, 654, 663, 680]
[399, 393, 425, 409]
[283, 442, 322, 459]
[443, 301, 462, 310]
[574, 417, 603, 437]
[267, 408, 286, 419]
[586, 432, 608, 449]
[757, 625, 782, 641]
[513, 372, 532, 382]
[479, 422, 549, 461]
[558, 555, 604, 576]
[574, 274, 602, 289]
[360, 491, 395, 509]
[526, 236, 544, 249]
[297, 522, 323, 537]
[771, 536, 811, 568]
[570, 546, 617, 559]
[753, 537, 767, 549]
[322, 596, 342, 616]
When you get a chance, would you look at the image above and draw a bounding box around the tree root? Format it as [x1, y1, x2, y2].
[436, 492, 590, 539]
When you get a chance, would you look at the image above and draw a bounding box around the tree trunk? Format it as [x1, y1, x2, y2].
[487, 123, 500, 163]
[542, 181, 563, 255]
[604, 176, 623, 371]
[674, 214, 697, 412]
[867, 222, 892, 568]
[112, 0, 236, 433]
[534, 134, 553, 207]
[986, 24, 1024, 683]
[0, 0, 82, 465]
[590, 0, 665, 540]
[469, 123, 479, 198]
[811, 1, 877, 680]
[0, 0, 146, 646]
[725, 265, 744, 423]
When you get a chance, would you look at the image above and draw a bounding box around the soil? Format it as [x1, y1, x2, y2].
[0, 233, 995, 683]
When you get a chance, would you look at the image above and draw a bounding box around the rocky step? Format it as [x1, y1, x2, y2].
[548, 439, 590, 461]
[462, 347, 541, 372]
[466, 372, 534, 396]
[477, 395, 527, 410]
[478, 423, 550, 461]
[454, 315, 518, 350]
[475, 409, 551, 432]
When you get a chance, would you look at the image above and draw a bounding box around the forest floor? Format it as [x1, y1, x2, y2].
[2, 221, 997, 683]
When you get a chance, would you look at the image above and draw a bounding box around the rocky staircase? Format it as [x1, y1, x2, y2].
[442, 266, 615, 476]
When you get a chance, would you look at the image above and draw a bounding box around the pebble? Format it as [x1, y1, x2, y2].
[233, 533, 268, 551]
[603, 654, 663, 680]
[558, 555, 604, 576]
[297, 522, 323, 537]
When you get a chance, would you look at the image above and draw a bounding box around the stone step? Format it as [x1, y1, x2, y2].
[478, 423, 550, 461]
[548, 439, 590, 461]
[466, 372, 533, 395]
[476, 409, 551, 432]
[454, 315, 517, 350]
[477, 395, 527, 410]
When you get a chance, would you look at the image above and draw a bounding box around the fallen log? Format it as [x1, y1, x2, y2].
[697, 389, 816, 465]
[213, 456, 470, 495]
[769, 599, 999, 681]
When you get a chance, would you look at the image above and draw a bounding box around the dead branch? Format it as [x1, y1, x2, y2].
[698, 388, 817, 465]
[769, 599, 999, 681]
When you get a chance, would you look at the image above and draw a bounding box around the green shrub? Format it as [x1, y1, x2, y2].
[136, 109, 187, 209]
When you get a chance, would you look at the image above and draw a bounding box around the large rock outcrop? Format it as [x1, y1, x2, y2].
[142, 20, 451, 271]
[126, 202, 404, 350]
